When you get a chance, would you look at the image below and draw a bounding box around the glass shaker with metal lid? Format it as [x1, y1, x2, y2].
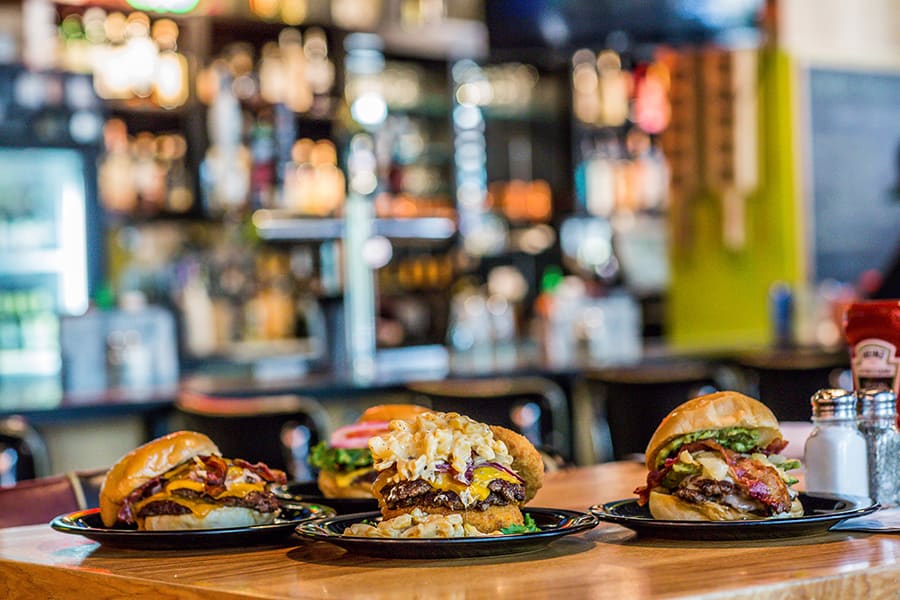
[857, 388, 900, 507]
[804, 389, 869, 498]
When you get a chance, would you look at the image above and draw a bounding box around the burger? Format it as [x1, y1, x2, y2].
[366, 410, 544, 534]
[309, 404, 431, 499]
[99, 431, 287, 530]
[635, 391, 802, 521]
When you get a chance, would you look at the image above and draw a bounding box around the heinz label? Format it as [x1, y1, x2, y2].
[851, 338, 900, 392]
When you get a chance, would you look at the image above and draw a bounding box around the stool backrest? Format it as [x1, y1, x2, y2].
[175, 392, 331, 479]
[407, 377, 571, 462]
[0, 467, 106, 528]
[586, 360, 719, 461]
[0, 416, 50, 484]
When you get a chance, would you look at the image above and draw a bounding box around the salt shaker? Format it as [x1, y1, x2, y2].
[804, 389, 869, 498]
[857, 388, 900, 507]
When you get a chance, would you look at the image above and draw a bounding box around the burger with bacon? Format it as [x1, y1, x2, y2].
[310, 404, 431, 499]
[99, 431, 287, 530]
[367, 411, 544, 534]
[635, 391, 802, 521]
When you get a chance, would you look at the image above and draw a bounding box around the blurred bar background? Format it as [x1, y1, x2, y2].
[0, 0, 897, 480]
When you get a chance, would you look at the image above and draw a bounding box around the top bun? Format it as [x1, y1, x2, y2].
[100, 431, 220, 527]
[358, 404, 431, 423]
[644, 391, 782, 470]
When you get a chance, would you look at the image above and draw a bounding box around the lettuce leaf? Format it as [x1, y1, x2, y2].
[501, 513, 540, 535]
[660, 458, 702, 488]
[309, 441, 373, 472]
[777, 459, 801, 472]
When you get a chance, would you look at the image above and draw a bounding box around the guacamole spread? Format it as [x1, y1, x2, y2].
[653, 427, 761, 469]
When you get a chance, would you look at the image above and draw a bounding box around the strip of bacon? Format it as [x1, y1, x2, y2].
[233, 458, 287, 484]
[201, 455, 228, 486]
[730, 457, 792, 514]
[118, 475, 165, 523]
[635, 456, 680, 505]
[763, 438, 789, 456]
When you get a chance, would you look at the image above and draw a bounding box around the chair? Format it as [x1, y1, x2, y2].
[0, 416, 51, 484]
[0, 467, 107, 529]
[175, 391, 331, 480]
[583, 358, 721, 462]
[733, 348, 849, 421]
[406, 376, 572, 465]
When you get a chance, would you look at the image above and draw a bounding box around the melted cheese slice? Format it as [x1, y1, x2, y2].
[430, 465, 522, 505]
[166, 479, 205, 493]
[132, 491, 219, 518]
[132, 475, 267, 518]
[334, 467, 375, 489]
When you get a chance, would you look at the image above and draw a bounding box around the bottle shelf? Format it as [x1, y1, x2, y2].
[252, 210, 456, 242]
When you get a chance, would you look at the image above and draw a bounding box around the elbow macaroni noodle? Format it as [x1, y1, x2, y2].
[368, 412, 514, 483]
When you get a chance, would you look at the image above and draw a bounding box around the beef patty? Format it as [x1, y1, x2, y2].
[381, 478, 525, 512]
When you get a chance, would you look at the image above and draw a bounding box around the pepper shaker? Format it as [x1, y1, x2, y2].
[857, 388, 900, 507]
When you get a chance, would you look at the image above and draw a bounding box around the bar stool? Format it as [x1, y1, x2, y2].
[406, 376, 571, 466]
[583, 358, 721, 461]
[733, 348, 849, 421]
[0, 467, 107, 528]
[175, 391, 331, 481]
[0, 416, 51, 484]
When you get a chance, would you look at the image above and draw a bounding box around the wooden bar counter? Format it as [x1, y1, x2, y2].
[1, 461, 898, 599]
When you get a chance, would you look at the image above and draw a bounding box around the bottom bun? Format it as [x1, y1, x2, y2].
[380, 503, 524, 534]
[317, 470, 375, 499]
[142, 506, 277, 531]
[648, 491, 804, 521]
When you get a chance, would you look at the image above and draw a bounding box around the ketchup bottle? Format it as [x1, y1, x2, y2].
[843, 300, 900, 426]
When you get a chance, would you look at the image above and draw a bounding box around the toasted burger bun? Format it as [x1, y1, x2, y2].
[144, 506, 277, 531]
[358, 403, 431, 423]
[100, 431, 220, 528]
[645, 392, 783, 471]
[380, 503, 525, 534]
[317, 469, 377, 499]
[649, 490, 804, 521]
[490, 425, 544, 503]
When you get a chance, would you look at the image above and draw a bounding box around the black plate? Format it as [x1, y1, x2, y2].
[50, 503, 335, 550]
[295, 507, 598, 559]
[274, 480, 379, 514]
[590, 493, 879, 540]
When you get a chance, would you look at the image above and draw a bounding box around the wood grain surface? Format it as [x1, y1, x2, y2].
[1, 461, 898, 599]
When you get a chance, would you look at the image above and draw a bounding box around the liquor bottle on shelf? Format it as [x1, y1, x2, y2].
[98, 118, 138, 215]
[250, 111, 277, 210]
[201, 71, 251, 216]
[281, 138, 344, 216]
[98, 119, 194, 216]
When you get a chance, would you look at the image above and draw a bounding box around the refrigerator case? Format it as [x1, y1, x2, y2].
[0, 146, 100, 408]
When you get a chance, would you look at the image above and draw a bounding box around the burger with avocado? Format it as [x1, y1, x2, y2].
[99, 431, 287, 530]
[309, 404, 431, 499]
[635, 391, 803, 521]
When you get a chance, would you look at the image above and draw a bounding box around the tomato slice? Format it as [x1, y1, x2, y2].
[329, 421, 390, 449]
